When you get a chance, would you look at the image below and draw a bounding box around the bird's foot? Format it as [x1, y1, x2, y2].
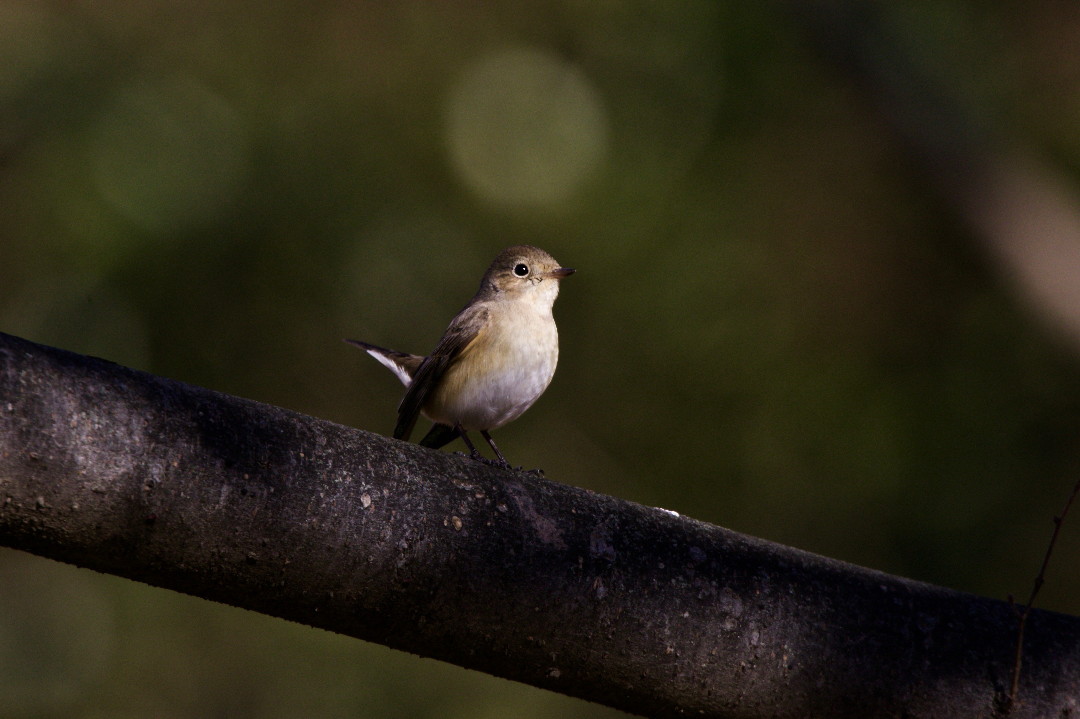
[516, 466, 545, 476]
[452, 449, 518, 471]
[464, 450, 511, 470]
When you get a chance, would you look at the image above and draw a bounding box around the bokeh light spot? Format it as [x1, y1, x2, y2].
[88, 76, 250, 232]
[444, 46, 608, 210]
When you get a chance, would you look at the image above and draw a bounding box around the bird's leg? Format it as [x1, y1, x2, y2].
[480, 430, 511, 468]
[456, 426, 512, 469]
[455, 425, 483, 459]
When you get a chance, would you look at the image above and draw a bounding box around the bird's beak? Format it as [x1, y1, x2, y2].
[548, 267, 576, 279]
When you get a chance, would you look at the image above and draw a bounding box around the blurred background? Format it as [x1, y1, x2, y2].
[4, 1, 1080, 717]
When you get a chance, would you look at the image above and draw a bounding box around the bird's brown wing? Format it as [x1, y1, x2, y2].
[393, 305, 488, 442]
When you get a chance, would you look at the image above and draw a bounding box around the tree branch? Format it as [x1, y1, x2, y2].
[1, 331, 1078, 718]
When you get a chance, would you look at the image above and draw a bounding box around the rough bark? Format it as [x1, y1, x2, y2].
[0, 331, 1077, 718]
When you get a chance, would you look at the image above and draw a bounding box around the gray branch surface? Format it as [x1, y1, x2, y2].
[1, 331, 1078, 718]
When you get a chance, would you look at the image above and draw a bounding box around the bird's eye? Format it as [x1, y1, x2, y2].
[513, 263, 529, 277]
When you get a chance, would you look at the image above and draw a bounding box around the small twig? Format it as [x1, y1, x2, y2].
[1007, 474, 1080, 709]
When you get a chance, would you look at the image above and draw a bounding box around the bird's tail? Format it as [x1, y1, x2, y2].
[419, 423, 460, 449]
[344, 339, 424, 387]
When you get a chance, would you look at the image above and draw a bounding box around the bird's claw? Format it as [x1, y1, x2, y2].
[454, 450, 537, 473]
[466, 451, 511, 470]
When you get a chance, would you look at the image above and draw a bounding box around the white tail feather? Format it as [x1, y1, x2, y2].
[367, 349, 413, 387]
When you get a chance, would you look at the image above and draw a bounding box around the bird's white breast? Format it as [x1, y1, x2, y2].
[426, 294, 559, 431]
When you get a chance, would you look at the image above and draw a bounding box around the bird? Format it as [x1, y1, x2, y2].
[347, 245, 574, 467]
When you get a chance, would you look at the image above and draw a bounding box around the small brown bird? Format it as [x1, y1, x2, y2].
[347, 245, 574, 466]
